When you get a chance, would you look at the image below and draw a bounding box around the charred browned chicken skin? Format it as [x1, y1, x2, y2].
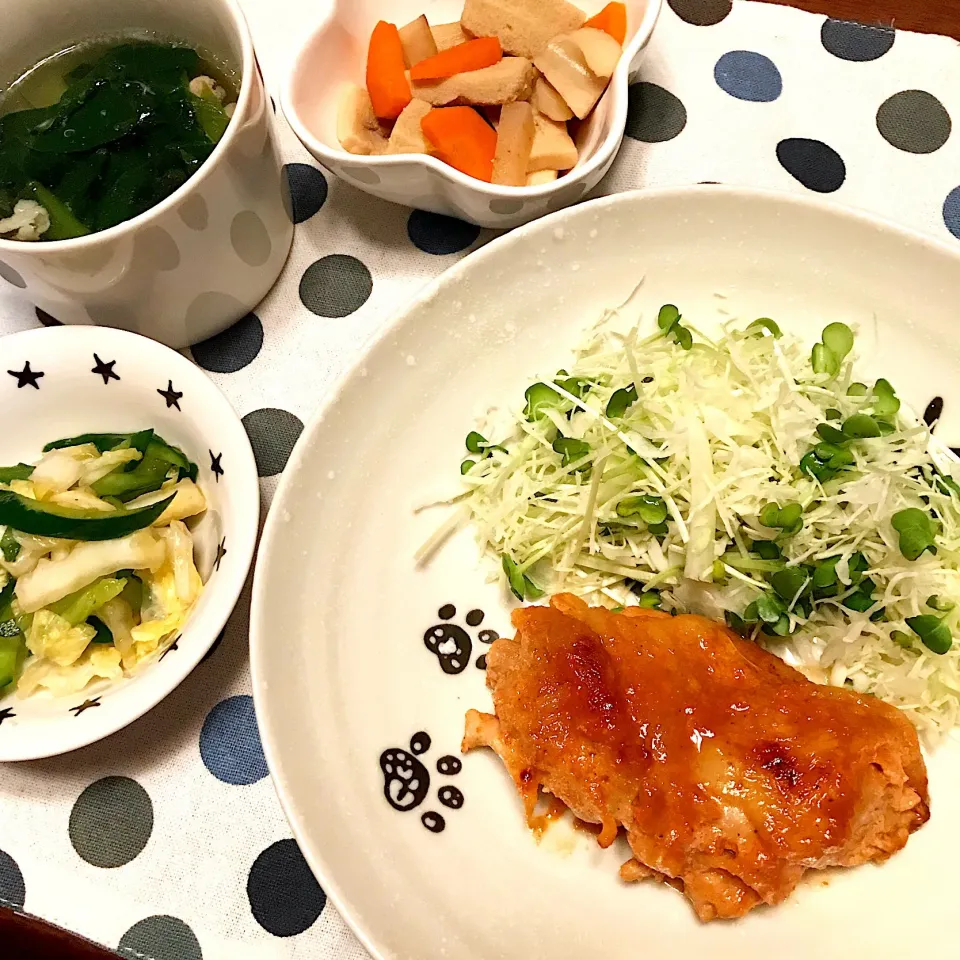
[463, 594, 929, 920]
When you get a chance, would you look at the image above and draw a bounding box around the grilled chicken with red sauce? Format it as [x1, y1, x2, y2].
[463, 594, 929, 920]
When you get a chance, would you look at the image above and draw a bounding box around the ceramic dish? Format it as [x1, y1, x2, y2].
[282, 0, 662, 228]
[251, 186, 960, 959]
[0, 0, 293, 349]
[0, 325, 258, 761]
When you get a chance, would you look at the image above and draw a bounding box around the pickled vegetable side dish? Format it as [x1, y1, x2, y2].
[0, 431, 208, 698]
[0, 41, 238, 241]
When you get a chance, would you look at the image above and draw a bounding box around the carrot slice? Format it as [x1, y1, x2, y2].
[409, 37, 503, 82]
[584, 2, 627, 44]
[366, 21, 412, 120]
[421, 107, 497, 181]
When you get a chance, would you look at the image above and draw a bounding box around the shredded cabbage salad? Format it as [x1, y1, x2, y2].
[451, 301, 960, 740]
[0, 432, 206, 699]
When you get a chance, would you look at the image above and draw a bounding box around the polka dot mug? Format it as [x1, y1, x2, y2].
[0, 0, 294, 349]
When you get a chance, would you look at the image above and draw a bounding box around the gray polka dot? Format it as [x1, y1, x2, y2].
[490, 198, 524, 215]
[185, 292, 246, 340]
[134, 226, 180, 271]
[299, 255, 372, 317]
[178, 195, 209, 231]
[0, 849, 25, 910]
[35, 307, 62, 327]
[0, 260, 26, 288]
[118, 916, 201, 960]
[668, 0, 731, 25]
[547, 182, 588, 212]
[877, 90, 951, 154]
[340, 165, 381, 185]
[87, 303, 139, 333]
[192, 311, 264, 373]
[821, 19, 895, 61]
[242, 408, 304, 476]
[284, 164, 328, 223]
[625, 82, 687, 143]
[70, 776, 153, 868]
[247, 839, 326, 937]
[230, 211, 272, 267]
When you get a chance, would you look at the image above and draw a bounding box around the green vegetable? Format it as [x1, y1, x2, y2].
[812, 557, 840, 591]
[501, 555, 544, 602]
[0, 489, 173, 540]
[0, 42, 230, 240]
[0, 580, 24, 690]
[460, 460, 475, 475]
[89, 616, 114, 644]
[759, 501, 803, 535]
[49, 576, 127, 625]
[872, 378, 900, 419]
[752, 540, 781, 560]
[119, 573, 143, 615]
[190, 91, 230, 143]
[606, 384, 638, 419]
[846, 382, 868, 397]
[842, 577, 876, 613]
[771, 566, 810, 602]
[616, 495, 667, 525]
[0, 464, 34, 483]
[891, 508, 937, 561]
[552, 437, 590, 469]
[657, 304, 680, 332]
[91, 455, 171, 501]
[746, 318, 781, 338]
[24, 181, 90, 239]
[44, 432, 134, 452]
[636, 589, 662, 609]
[927, 594, 955, 613]
[1, 528, 20, 563]
[0, 634, 25, 690]
[524, 382, 562, 421]
[656, 304, 692, 350]
[810, 323, 854, 379]
[822, 322, 854, 360]
[906, 614, 953, 654]
[842, 414, 881, 439]
[816, 423, 848, 445]
[825, 408, 842, 421]
[465, 431, 488, 454]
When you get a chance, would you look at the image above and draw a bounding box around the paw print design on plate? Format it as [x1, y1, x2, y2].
[423, 604, 499, 674]
[379, 732, 464, 833]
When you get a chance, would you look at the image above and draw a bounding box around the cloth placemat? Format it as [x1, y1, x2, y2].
[2, 1, 960, 956]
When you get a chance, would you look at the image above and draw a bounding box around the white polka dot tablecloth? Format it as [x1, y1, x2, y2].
[2, 0, 960, 956]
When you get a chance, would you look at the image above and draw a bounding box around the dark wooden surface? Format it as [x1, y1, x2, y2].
[0, 908, 117, 959]
[767, 0, 960, 37]
[4, 0, 960, 956]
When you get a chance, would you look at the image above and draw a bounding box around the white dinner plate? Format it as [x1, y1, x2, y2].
[251, 187, 960, 960]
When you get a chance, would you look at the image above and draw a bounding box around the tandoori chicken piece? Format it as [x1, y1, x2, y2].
[463, 594, 929, 921]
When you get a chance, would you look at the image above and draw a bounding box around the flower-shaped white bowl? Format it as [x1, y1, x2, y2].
[282, 0, 662, 228]
[0, 325, 259, 760]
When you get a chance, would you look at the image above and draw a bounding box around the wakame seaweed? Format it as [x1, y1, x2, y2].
[0, 42, 234, 237]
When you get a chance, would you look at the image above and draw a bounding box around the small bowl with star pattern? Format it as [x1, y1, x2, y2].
[282, 0, 662, 228]
[0, 324, 259, 761]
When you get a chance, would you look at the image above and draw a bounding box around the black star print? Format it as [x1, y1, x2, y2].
[0, 706, 15, 725]
[69, 697, 101, 717]
[157, 380, 183, 410]
[7, 361, 44, 389]
[209, 451, 224, 482]
[91, 353, 120, 384]
[160, 638, 179, 661]
[214, 538, 227, 571]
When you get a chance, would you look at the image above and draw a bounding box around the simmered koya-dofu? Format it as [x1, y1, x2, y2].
[336, 1, 627, 185]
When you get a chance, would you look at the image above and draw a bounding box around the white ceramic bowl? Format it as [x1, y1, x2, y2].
[0, 325, 259, 760]
[0, 0, 294, 348]
[282, 0, 662, 228]
[251, 187, 960, 960]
